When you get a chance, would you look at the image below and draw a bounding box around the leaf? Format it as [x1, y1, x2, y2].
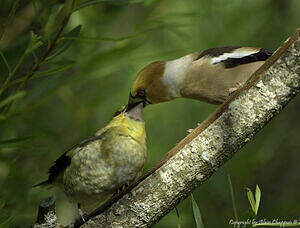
[191, 194, 204, 228]
[175, 207, 181, 228]
[34, 64, 74, 77]
[255, 185, 261, 215]
[50, 59, 76, 66]
[0, 114, 5, 121]
[4, 32, 42, 87]
[0, 91, 26, 108]
[46, 25, 82, 61]
[245, 187, 256, 215]
[25, 31, 43, 55]
[73, 0, 144, 11]
[5, 60, 75, 90]
[0, 199, 13, 228]
[0, 216, 13, 228]
[0, 50, 11, 74]
[0, 0, 19, 41]
[245, 186, 261, 216]
[7, 63, 74, 89]
[0, 136, 31, 146]
[227, 174, 239, 221]
[0, 200, 4, 209]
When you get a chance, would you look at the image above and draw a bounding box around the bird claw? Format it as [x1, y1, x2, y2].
[186, 129, 194, 133]
[75, 206, 86, 223]
[229, 82, 243, 95]
[113, 175, 141, 197]
[228, 87, 238, 95]
[113, 182, 131, 197]
[118, 183, 129, 194]
[186, 123, 201, 134]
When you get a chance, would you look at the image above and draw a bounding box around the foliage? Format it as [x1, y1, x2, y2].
[0, 0, 299, 227]
[0, 199, 13, 228]
[245, 185, 261, 216]
[191, 194, 204, 228]
[226, 182, 300, 227]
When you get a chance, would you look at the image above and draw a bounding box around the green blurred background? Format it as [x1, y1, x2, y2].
[0, 0, 299, 227]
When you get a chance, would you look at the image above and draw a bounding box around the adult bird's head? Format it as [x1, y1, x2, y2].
[128, 61, 174, 109]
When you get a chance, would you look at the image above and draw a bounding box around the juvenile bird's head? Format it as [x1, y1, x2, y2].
[112, 103, 143, 121]
[110, 102, 145, 142]
[95, 102, 145, 145]
[128, 61, 172, 109]
[112, 102, 144, 123]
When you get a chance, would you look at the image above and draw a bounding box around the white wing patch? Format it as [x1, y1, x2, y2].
[211, 49, 259, 64]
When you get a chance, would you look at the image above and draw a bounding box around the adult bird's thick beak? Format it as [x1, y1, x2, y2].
[126, 93, 145, 111]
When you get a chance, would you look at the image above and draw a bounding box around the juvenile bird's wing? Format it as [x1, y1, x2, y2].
[195, 46, 273, 68]
[33, 132, 108, 187]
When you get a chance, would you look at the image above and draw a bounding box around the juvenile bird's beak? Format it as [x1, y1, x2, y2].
[127, 93, 146, 111]
[125, 102, 144, 121]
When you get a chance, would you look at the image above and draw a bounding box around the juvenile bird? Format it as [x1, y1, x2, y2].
[34, 103, 146, 213]
[128, 46, 273, 107]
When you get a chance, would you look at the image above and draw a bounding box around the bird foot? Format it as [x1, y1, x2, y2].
[79, 209, 86, 221]
[186, 129, 194, 133]
[187, 123, 201, 134]
[113, 182, 131, 197]
[113, 175, 141, 197]
[76, 204, 86, 223]
[74, 210, 86, 223]
[229, 82, 243, 95]
[228, 87, 238, 95]
[118, 183, 128, 194]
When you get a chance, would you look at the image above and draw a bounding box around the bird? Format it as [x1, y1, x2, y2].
[34, 102, 146, 214]
[128, 46, 273, 108]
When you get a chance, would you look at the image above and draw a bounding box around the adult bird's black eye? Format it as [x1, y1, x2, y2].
[137, 90, 145, 98]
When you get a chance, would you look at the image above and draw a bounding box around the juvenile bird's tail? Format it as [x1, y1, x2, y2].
[32, 180, 52, 188]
